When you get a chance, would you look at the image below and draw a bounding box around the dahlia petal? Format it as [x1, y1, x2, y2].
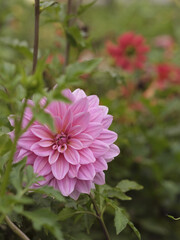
[57, 175, 76, 196]
[15, 148, 28, 162]
[62, 109, 73, 132]
[31, 126, 52, 139]
[8, 115, 15, 126]
[18, 131, 39, 149]
[47, 101, 67, 118]
[54, 117, 63, 132]
[51, 155, 69, 180]
[104, 144, 120, 162]
[49, 178, 59, 190]
[62, 89, 75, 102]
[76, 180, 92, 194]
[38, 140, 53, 147]
[70, 97, 88, 115]
[69, 125, 82, 136]
[87, 95, 99, 108]
[89, 107, 104, 123]
[99, 106, 109, 116]
[102, 115, 113, 129]
[31, 143, 52, 157]
[77, 164, 96, 180]
[97, 129, 118, 144]
[8, 130, 15, 141]
[94, 157, 108, 172]
[34, 156, 51, 176]
[79, 148, 96, 164]
[69, 190, 80, 200]
[93, 172, 105, 185]
[84, 122, 103, 138]
[73, 112, 90, 131]
[73, 88, 87, 100]
[76, 133, 93, 147]
[90, 140, 109, 157]
[64, 147, 80, 165]
[69, 138, 83, 150]
[27, 153, 36, 165]
[68, 164, 80, 178]
[48, 150, 59, 164]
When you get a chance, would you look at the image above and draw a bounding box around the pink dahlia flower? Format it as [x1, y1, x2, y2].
[9, 89, 120, 199]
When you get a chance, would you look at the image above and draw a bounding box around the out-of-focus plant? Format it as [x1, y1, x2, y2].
[0, 1, 144, 240]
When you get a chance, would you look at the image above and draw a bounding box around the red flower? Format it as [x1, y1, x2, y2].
[107, 32, 149, 72]
[156, 63, 180, 89]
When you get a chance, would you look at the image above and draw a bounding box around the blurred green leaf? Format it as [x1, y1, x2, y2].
[116, 180, 143, 193]
[21, 208, 64, 240]
[78, 0, 97, 15]
[167, 215, 180, 221]
[66, 59, 102, 81]
[128, 221, 141, 240]
[33, 185, 65, 202]
[58, 208, 76, 221]
[32, 107, 54, 131]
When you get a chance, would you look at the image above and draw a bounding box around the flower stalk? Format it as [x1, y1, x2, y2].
[32, 0, 40, 74]
[90, 193, 111, 240]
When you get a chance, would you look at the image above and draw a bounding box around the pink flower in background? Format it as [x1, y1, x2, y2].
[9, 89, 120, 199]
[106, 32, 149, 72]
[156, 63, 180, 89]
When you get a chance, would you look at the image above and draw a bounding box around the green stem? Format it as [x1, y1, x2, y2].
[32, 0, 40, 74]
[0, 135, 18, 196]
[63, 0, 72, 71]
[5, 216, 30, 240]
[89, 193, 111, 240]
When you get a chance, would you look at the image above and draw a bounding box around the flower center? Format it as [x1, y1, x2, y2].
[125, 46, 136, 57]
[52, 132, 70, 153]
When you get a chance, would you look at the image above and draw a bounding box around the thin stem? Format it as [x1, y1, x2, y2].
[89, 193, 111, 240]
[32, 0, 40, 74]
[63, 0, 72, 71]
[5, 216, 30, 240]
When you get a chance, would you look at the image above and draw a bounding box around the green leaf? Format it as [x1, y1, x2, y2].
[0, 37, 33, 59]
[78, 0, 97, 15]
[58, 208, 76, 221]
[32, 107, 54, 131]
[105, 188, 131, 200]
[66, 59, 102, 81]
[128, 221, 141, 240]
[66, 26, 86, 48]
[167, 215, 180, 221]
[10, 158, 27, 192]
[33, 185, 65, 202]
[40, 1, 57, 12]
[114, 207, 129, 235]
[21, 208, 64, 240]
[24, 165, 44, 189]
[116, 180, 143, 193]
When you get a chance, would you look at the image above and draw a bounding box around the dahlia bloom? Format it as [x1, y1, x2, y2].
[156, 63, 180, 89]
[9, 89, 120, 199]
[106, 32, 149, 72]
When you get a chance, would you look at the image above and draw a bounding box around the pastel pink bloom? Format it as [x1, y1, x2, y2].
[9, 89, 120, 199]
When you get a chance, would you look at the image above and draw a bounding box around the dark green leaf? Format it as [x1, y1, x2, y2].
[114, 207, 129, 235]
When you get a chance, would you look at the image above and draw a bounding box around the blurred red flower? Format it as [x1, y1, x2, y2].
[106, 32, 149, 72]
[156, 63, 180, 89]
